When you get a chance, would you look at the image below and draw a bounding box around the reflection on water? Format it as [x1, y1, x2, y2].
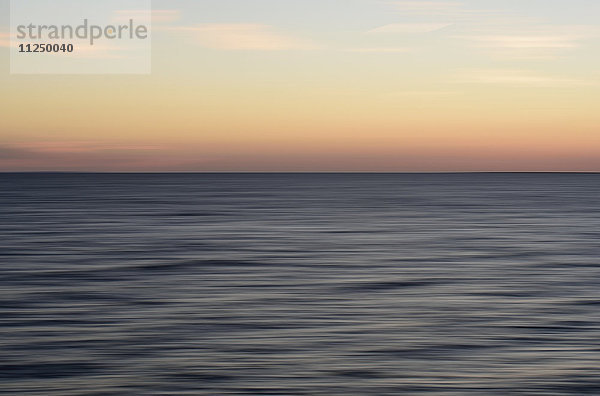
[1, 173, 600, 395]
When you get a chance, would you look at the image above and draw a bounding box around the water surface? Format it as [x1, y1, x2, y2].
[1, 173, 600, 394]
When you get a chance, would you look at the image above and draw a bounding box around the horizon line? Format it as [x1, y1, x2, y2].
[2, 171, 600, 175]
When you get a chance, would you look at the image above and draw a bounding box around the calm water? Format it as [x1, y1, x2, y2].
[1, 173, 600, 395]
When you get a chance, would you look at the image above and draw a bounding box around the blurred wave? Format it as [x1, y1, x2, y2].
[1, 173, 599, 395]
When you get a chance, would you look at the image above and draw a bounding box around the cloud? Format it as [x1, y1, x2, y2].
[343, 47, 410, 53]
[389, 1, 501, 21]
[0, 146, 37, 159]
[453, 25, 600, 59]
[0, 142, 164, 170]
[391, 1, 464, 13]
[459, 69, 597, 87]
[0, 32, 14, 48]
[0, 142, 216, 172]
[168, 24, 318, 51]
[367, 23, 452, 34]
[21, 142, 159, 153]
[1, 142, 160, 155]
[113, 9, 180, 24]
[384, 0, 598, 60]
[455, 31, 596, 49]
[464, 35, 580, 49]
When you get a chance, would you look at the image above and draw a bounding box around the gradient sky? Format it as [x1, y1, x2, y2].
[1, 0, 600, 171]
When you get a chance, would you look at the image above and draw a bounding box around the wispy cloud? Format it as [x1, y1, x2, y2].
[0, 143, 163, 171]
[0, 146, 34, 159]
[388, 0, 502, 21]
[168, 24, 318, 51]
[459, 69, 597, 87]
[455, 24, 599, 47]
[390, 1, 464, 13]
[343, 47, 410, 53]
[454, 25, 600, 59]
[114, 9, 180, 24]
[9, 142, 160, 154]
[0, 32, 14, 48]
[460, 35, 582, 49]
[384, 0, 599, 60]
[367, 23, 452, 34]
[390, 0, 506, 21]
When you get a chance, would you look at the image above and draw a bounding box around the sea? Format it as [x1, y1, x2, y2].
[1, 173, 599, 395]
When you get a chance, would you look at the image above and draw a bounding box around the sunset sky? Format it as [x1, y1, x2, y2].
[1, 0, 600, 171]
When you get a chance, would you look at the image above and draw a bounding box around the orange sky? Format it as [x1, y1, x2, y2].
[1, 0, 600, 171]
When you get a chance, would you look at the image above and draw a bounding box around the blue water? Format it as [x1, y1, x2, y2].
[1, 173, 600, 395]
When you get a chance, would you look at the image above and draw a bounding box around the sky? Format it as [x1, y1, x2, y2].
[1, 0, 600, 172]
